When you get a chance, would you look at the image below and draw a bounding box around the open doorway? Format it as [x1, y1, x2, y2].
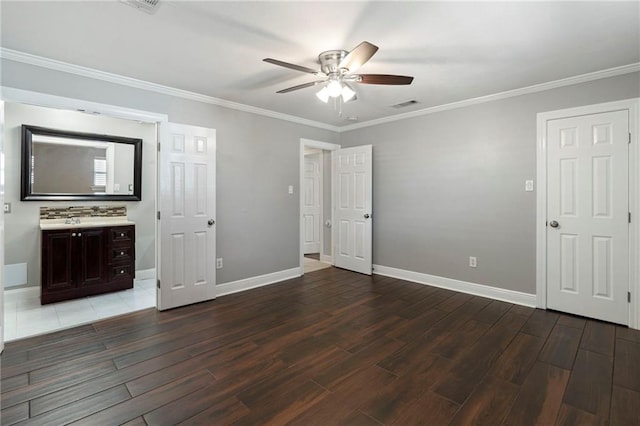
[299, 139, 340, 274]
[1, 89, 165, 342]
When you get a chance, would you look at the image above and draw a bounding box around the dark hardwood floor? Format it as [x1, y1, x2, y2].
[1, 267, 639, 425]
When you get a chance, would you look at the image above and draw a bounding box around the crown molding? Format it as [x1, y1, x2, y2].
[339, 62, 640, 132]
[2, 48, 638, 134]
[0, 48, 340, 132]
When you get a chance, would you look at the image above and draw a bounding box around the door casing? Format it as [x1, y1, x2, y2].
[299, 138, 340, 275]
[536, 98, 640, 329]
[0, 86, 167, 312]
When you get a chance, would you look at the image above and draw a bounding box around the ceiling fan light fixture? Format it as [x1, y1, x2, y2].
[265, 41, 415, 107]
[316, 87, 330, 103]
[327, 80, 343, 98]
[341, 85, 356, 102]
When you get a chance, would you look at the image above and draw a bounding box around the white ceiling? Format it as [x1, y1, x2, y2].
[1, 1, 638, 127]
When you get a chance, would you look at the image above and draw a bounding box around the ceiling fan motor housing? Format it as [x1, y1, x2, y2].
[318, 50, 349, 75]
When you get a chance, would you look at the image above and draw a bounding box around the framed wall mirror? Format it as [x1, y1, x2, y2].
[21, 125, 143, 201]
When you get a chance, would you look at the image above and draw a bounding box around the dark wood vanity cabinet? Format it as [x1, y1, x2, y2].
[107, 226, 136, 284]
[41, 225, 135, 304]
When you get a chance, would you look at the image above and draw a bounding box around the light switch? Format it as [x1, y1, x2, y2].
[288, 185, 294, 195]
[525, 180, 534, 192]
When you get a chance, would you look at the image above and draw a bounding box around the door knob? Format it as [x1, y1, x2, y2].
[208, 219, 215, 226]
[549, 220, 559, 228]
[364, 214, 370, 219]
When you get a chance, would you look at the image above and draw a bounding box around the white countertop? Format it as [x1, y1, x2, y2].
[40, 216, 135, 230]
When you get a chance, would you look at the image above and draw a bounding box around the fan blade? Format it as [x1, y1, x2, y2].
[356, 74, 414, 85]
[276, 80, 325, 94]
[339, 41, 379, 72]
[263, 58, 320, 75]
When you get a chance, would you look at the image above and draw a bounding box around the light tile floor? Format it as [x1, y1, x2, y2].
[4, 279, 156, 342]
[5, 263, 330, 342]
[304, 256, 332, 273]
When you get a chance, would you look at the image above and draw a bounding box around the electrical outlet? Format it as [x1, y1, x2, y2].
[216, 258, 223, 269]
[3, 203, 11, 214]
[469, 256, 477, 268]
[288, 185, 294, 195]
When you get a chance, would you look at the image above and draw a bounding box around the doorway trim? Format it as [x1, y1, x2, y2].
[536, 98, 640, 329]
[299, 138, 340, 276]
[0, 86, 168, 310]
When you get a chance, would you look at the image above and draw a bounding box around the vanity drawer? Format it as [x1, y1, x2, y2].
[109, 247, 132, 263]
[109, 264, 133, 281]
[109, 226, 134, 245]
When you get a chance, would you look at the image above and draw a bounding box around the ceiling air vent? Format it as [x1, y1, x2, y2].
[121, 0, 160, 14]
[391, 100, 419, 109]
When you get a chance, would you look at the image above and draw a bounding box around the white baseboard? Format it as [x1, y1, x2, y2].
[373, 264, 537, 307]
[4, 286, 39, 298]
[216, 267, 301, 297]
[135, 268, 156, 280]
[5, 263, 27, 288]
[319, 254, 333, 264]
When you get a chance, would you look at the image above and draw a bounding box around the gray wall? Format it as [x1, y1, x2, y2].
[113, 144, 135, 194]
[3, 57, 638, 294]
[1, 58, 338, 285]
[340, 72, 640, 294]
[4, 102, 157, 287]
[32, 144, 105, 193]
[167, 98, 338, 282]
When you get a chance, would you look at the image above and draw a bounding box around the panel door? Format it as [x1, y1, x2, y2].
[333, 145, 372, 275]
[77, 228, 107, 287]
[1, 101, 5, 351]
[42, 230, 75, 291]
[159, 123, 216, 310]
[547, 110, 629, 324]
[303, 154, 321, 254]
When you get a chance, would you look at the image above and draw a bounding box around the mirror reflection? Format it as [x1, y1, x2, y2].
[21, 125, 142, 201]
[31, 135, 135, 195]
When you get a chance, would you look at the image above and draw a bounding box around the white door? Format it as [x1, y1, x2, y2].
[546, 110, 629, 325]
[158, 123, 216, 310]
[303, 154, 321, 254]
[0, 101, 4, 352]
[333, 145, 372, 275]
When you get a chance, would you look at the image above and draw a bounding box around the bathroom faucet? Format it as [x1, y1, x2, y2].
[65, 216, 81, 225]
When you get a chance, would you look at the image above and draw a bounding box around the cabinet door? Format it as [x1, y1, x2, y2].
[42, 230, 74, 291]
[77, 228, 107, 287]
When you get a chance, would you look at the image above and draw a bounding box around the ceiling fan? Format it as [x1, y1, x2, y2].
[263, 41, 414, 103]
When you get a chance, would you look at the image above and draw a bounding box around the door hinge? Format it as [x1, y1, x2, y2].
[628, 291, 631, 303]
[629, 212, 631, 223]
[157, 142, 161, 152]
[157, 211, 161, 220]
[157, 279, 160, 289]
[629, 133, 632, 144]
